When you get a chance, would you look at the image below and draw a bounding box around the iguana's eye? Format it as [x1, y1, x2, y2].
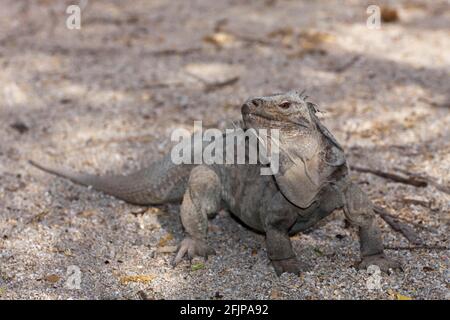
[279, 102, 291, 109]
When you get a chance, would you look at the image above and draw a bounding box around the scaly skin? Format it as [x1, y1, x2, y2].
[30, 90, 401, 276]
[29, 153, 192, 205]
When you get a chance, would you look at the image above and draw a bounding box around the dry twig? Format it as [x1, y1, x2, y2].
[385, 245, 448, 251]
[373, 206, 422, 245]
[351, 165, 428, 187]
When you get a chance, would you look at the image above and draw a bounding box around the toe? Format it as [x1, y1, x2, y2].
[272, 262, 284, 276]
[172, 237, 215, 266]
[359, 254, 402, 273]
[271, 258, 303, 276]
[172, 244, 188, 267]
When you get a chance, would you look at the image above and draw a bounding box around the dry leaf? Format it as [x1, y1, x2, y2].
[147, 207, 165, 215]
[44, 274, 61, 283]
[158, 233, 174, 247]
[388, 289, 413, 300]
[286, 30, 334, 57]
[120, 275, 155, 285]
[299, 30, 335, 44]
[381, 6, 399, 23]
[203, 32, 236, 48]
[270, 289, 282, 299]
[268, 27, 295, 48]
[268, 27, 294, 38]
[395, 293, 412, 300]
[78, 210, 96, 218]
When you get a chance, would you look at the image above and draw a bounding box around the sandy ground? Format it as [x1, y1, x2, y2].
[0, 0, 449, 299]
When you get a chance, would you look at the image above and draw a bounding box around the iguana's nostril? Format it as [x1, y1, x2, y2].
[251, 98, 263, 107]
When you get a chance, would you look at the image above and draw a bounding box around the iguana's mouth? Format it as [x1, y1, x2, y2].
[243, 112, 310, 130]
[242, 108, 282, 124]
[243, 113, 282, 129]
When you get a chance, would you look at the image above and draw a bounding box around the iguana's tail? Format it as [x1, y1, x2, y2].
[29, 158, 191, 205]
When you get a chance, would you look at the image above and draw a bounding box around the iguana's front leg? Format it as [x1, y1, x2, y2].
[264, 192, 311, 276]
[172, 166, 221, 266]
[343, 182, 402, 272]
[266, 228, 312, 275]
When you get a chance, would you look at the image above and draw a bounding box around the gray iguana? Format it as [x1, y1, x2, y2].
[30, 91, 401, 275]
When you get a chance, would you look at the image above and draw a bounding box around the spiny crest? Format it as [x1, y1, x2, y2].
[297, 89, 309, 101]
[295, 90, 321, 114]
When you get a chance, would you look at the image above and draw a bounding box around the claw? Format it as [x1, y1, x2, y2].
[171, 237, 215, 267]
[358, 254, 402, 273]
[271, 257, 311, 276]
[172, 244, 188, 267]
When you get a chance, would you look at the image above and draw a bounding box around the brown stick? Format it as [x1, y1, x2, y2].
[350, 165, 428, 187]
[385, 245, 448, 251]
[333, 55, 360, 73]
[204, 76, 240, 92]
[395, 167, 450, 195]
[351, 165, 450, 194]
[185, 72, 240, 92]
[373, 206, 422, 245]
[149, 47, 202, 56]
[378, 208, 431, 232]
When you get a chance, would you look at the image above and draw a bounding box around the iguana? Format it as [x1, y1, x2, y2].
[30, 91, 401, 275]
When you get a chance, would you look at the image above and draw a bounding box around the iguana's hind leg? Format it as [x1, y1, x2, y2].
[172, 165, 221, 266]
[343, 183, 402, 272]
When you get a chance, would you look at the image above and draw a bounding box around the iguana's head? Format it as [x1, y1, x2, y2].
[241, 90, 317, 131]
[241, 90, 341, 209]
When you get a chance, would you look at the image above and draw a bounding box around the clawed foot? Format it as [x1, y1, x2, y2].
[272, 257, 312, 276]
[171, 237, 216, 266]
[358, 254, 402, 273]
